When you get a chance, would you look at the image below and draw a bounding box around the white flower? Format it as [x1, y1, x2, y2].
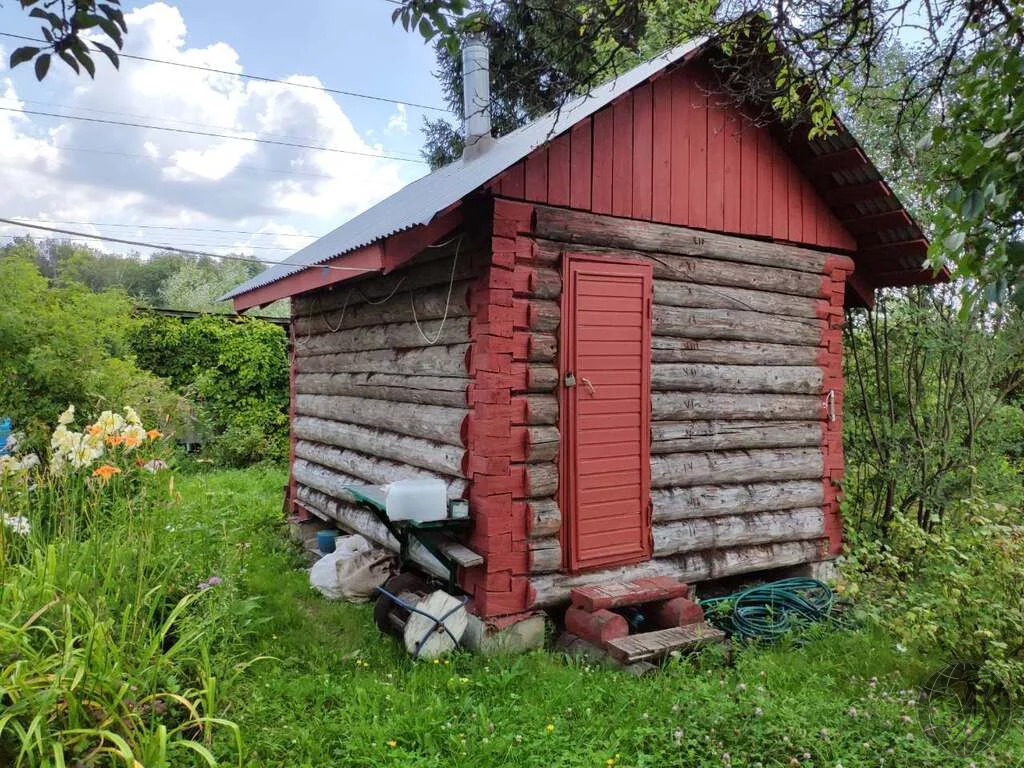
[18, 454, 40, 472]
[122, 424, 147, 450]
[58, 404, 75, 425]
[94, 411, 125, 436]
[123, 406, 142, 426]
[2, 514, 30, 536]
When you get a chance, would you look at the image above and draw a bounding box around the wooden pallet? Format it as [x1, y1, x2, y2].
[605, 622, 726, 664]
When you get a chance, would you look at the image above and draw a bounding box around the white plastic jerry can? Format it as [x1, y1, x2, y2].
[384, 478, 449, 523]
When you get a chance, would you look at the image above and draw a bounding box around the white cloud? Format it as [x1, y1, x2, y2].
[0, 2, 418, 261]
[387, 103, 408, 133]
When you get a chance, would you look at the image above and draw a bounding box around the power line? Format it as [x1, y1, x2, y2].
[0, 31, 446, 113]
[20, 218, 318, 239]
[0, 106, 428, 163]
[0, 217, 376, 274]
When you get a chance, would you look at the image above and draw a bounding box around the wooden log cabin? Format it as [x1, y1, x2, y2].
[224, 38, 941, 620]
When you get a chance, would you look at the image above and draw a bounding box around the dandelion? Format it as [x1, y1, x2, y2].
[58, 404, 75, 425]
[673, 728, 684, 744]
[92, 465, 122, 482]
[386, 740, 397, 748]
[545, 723, 555, 733]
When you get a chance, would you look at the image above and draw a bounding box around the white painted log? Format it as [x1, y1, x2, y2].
[651, 364, 824, 395]
[526, 426, 560, 462]
[529, 539, 824, 607]
[652, 392, 823, 421]
[292, 416, 466, 478]
[294, 372, 467, 408]
[651, 480, 825, 522]
[529, 537, 562, 573]
[521, 394, 558, 425]
[651, 420, 822, 453]
[295, 394, 466, 446]
[294, 317, 471, 356]
[533, 240, 825, 298]
[295, 343, 469, 378]
[652, 507, 826, 557]
[294, 442, 467, 498]
[654, 306, 823, 346]
[295, 482, 448, 579]
[650, 448, 824, 488]
[651, 337, 819, 366]
[653, 280, 827, 319]
[292, 280, 472, 335]
[527, 498, 561, 537]
[533, 205, 840, 274]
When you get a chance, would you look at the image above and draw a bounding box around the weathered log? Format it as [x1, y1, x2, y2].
[292, 280, 472, 335]
[533, 205, 852, 273]
[294, 441, 467, 498]
[527, 498, 561, 537]
[523, 462, 558, 497]
[294, 317, 471, 356]
[653, 507, 826, 557]
[295, 394, 467, 446]
[654, 306, 823, 346]
[292, 415, 466, 477]
[529, 537, 562, 573]
[520, 394, 558, 425]
[652, 480, 825, 522]
[527, 301, 560, 332]
[522, 364, 559, 393]
[653, 280, 827, 319]
[651, 364, 824, 395]
[530, 268, 562, 299]
[526, 426, 560, 462]
[650, 448, 824, 488]
[293, 247, 479, 317]
[533, 240, 825, 298]
[295, 343, 469, 377]
[652, 392, 823, 421]
[294, 372, 467, 408]
[651, 420, 822, 453]
[529, 333, 557, 363]
[295, 482, 448, 579]
[651, 337, 819, 366]
[529, 539, 824, 607]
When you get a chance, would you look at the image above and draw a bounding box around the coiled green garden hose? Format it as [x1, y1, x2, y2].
[699, 577, 847, 643]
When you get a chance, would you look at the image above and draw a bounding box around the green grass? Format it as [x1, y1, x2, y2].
[169, 468, 1024, 767]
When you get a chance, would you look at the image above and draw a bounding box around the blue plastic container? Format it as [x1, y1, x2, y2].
[0, 418, 11, 456]
[316, 529, 338, 554]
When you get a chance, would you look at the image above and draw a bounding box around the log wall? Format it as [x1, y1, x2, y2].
[465, 201, 853, 612]
[288, 234, 483, 554]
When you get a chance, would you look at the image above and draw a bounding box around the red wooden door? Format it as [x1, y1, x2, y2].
[561, 257, 653, 571]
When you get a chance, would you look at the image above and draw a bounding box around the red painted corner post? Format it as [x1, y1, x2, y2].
[819, 254, 854, 556]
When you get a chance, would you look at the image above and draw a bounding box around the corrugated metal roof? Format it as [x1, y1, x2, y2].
[222, 39, 705, 301]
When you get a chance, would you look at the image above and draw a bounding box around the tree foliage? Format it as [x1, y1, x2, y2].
[8, 0, 126, 80]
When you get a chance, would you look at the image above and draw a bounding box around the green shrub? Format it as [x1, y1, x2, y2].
[129, 315, 289, 466]
[842, 497, 1024, 697]
[0, 245, 185, 451]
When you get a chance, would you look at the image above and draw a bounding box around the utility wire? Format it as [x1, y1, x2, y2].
[0, 106, 428, 163]
[0, 218, 376, 275]
[0, 31, 446, 113]
[19, 218, 318, 239]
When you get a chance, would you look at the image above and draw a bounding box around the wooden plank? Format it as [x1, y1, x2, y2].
[569, 120, 593, 210]
[652, 480, 825, 523]
[651, 337, 819, 366]
[632, 82, 654, 221]
[502, 162, 525, 198]
[755, 127, 773, 236]
[650, 448, 824, 488]
[651, 74, 672, 222]
[739, 116, 758, 236]
[771, 140, 789, 240]
[687, 71, 708, 228]
[432, 537, 484, 568]
[547, 132, 571, 206]
[592, 108, 614, 214]
[525, 148, 549, 202]
[721, 103, 741, 232]
[606, 623, 727, 663]
[570, 576, 689, 611]
[669, 67, 690, 224]
[612, 94, 634, 217]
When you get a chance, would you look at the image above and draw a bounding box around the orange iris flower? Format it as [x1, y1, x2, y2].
[92, 465, 121, 481]
[146, 429, 162, 440]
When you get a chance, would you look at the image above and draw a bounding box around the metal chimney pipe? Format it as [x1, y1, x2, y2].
[461, 34, 493, 160]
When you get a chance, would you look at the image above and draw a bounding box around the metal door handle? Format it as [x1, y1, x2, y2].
[824, 389, 836, 422]
[580, 376, 596, 396]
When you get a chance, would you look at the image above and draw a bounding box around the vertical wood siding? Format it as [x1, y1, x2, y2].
[491, 62, 856, 253]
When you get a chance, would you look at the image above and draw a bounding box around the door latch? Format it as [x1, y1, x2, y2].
[564, 372, 577, 388]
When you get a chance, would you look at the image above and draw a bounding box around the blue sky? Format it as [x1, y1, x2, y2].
[0, 1, 453, 260]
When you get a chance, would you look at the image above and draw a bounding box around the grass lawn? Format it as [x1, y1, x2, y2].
[174, 468, 1021, 767]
